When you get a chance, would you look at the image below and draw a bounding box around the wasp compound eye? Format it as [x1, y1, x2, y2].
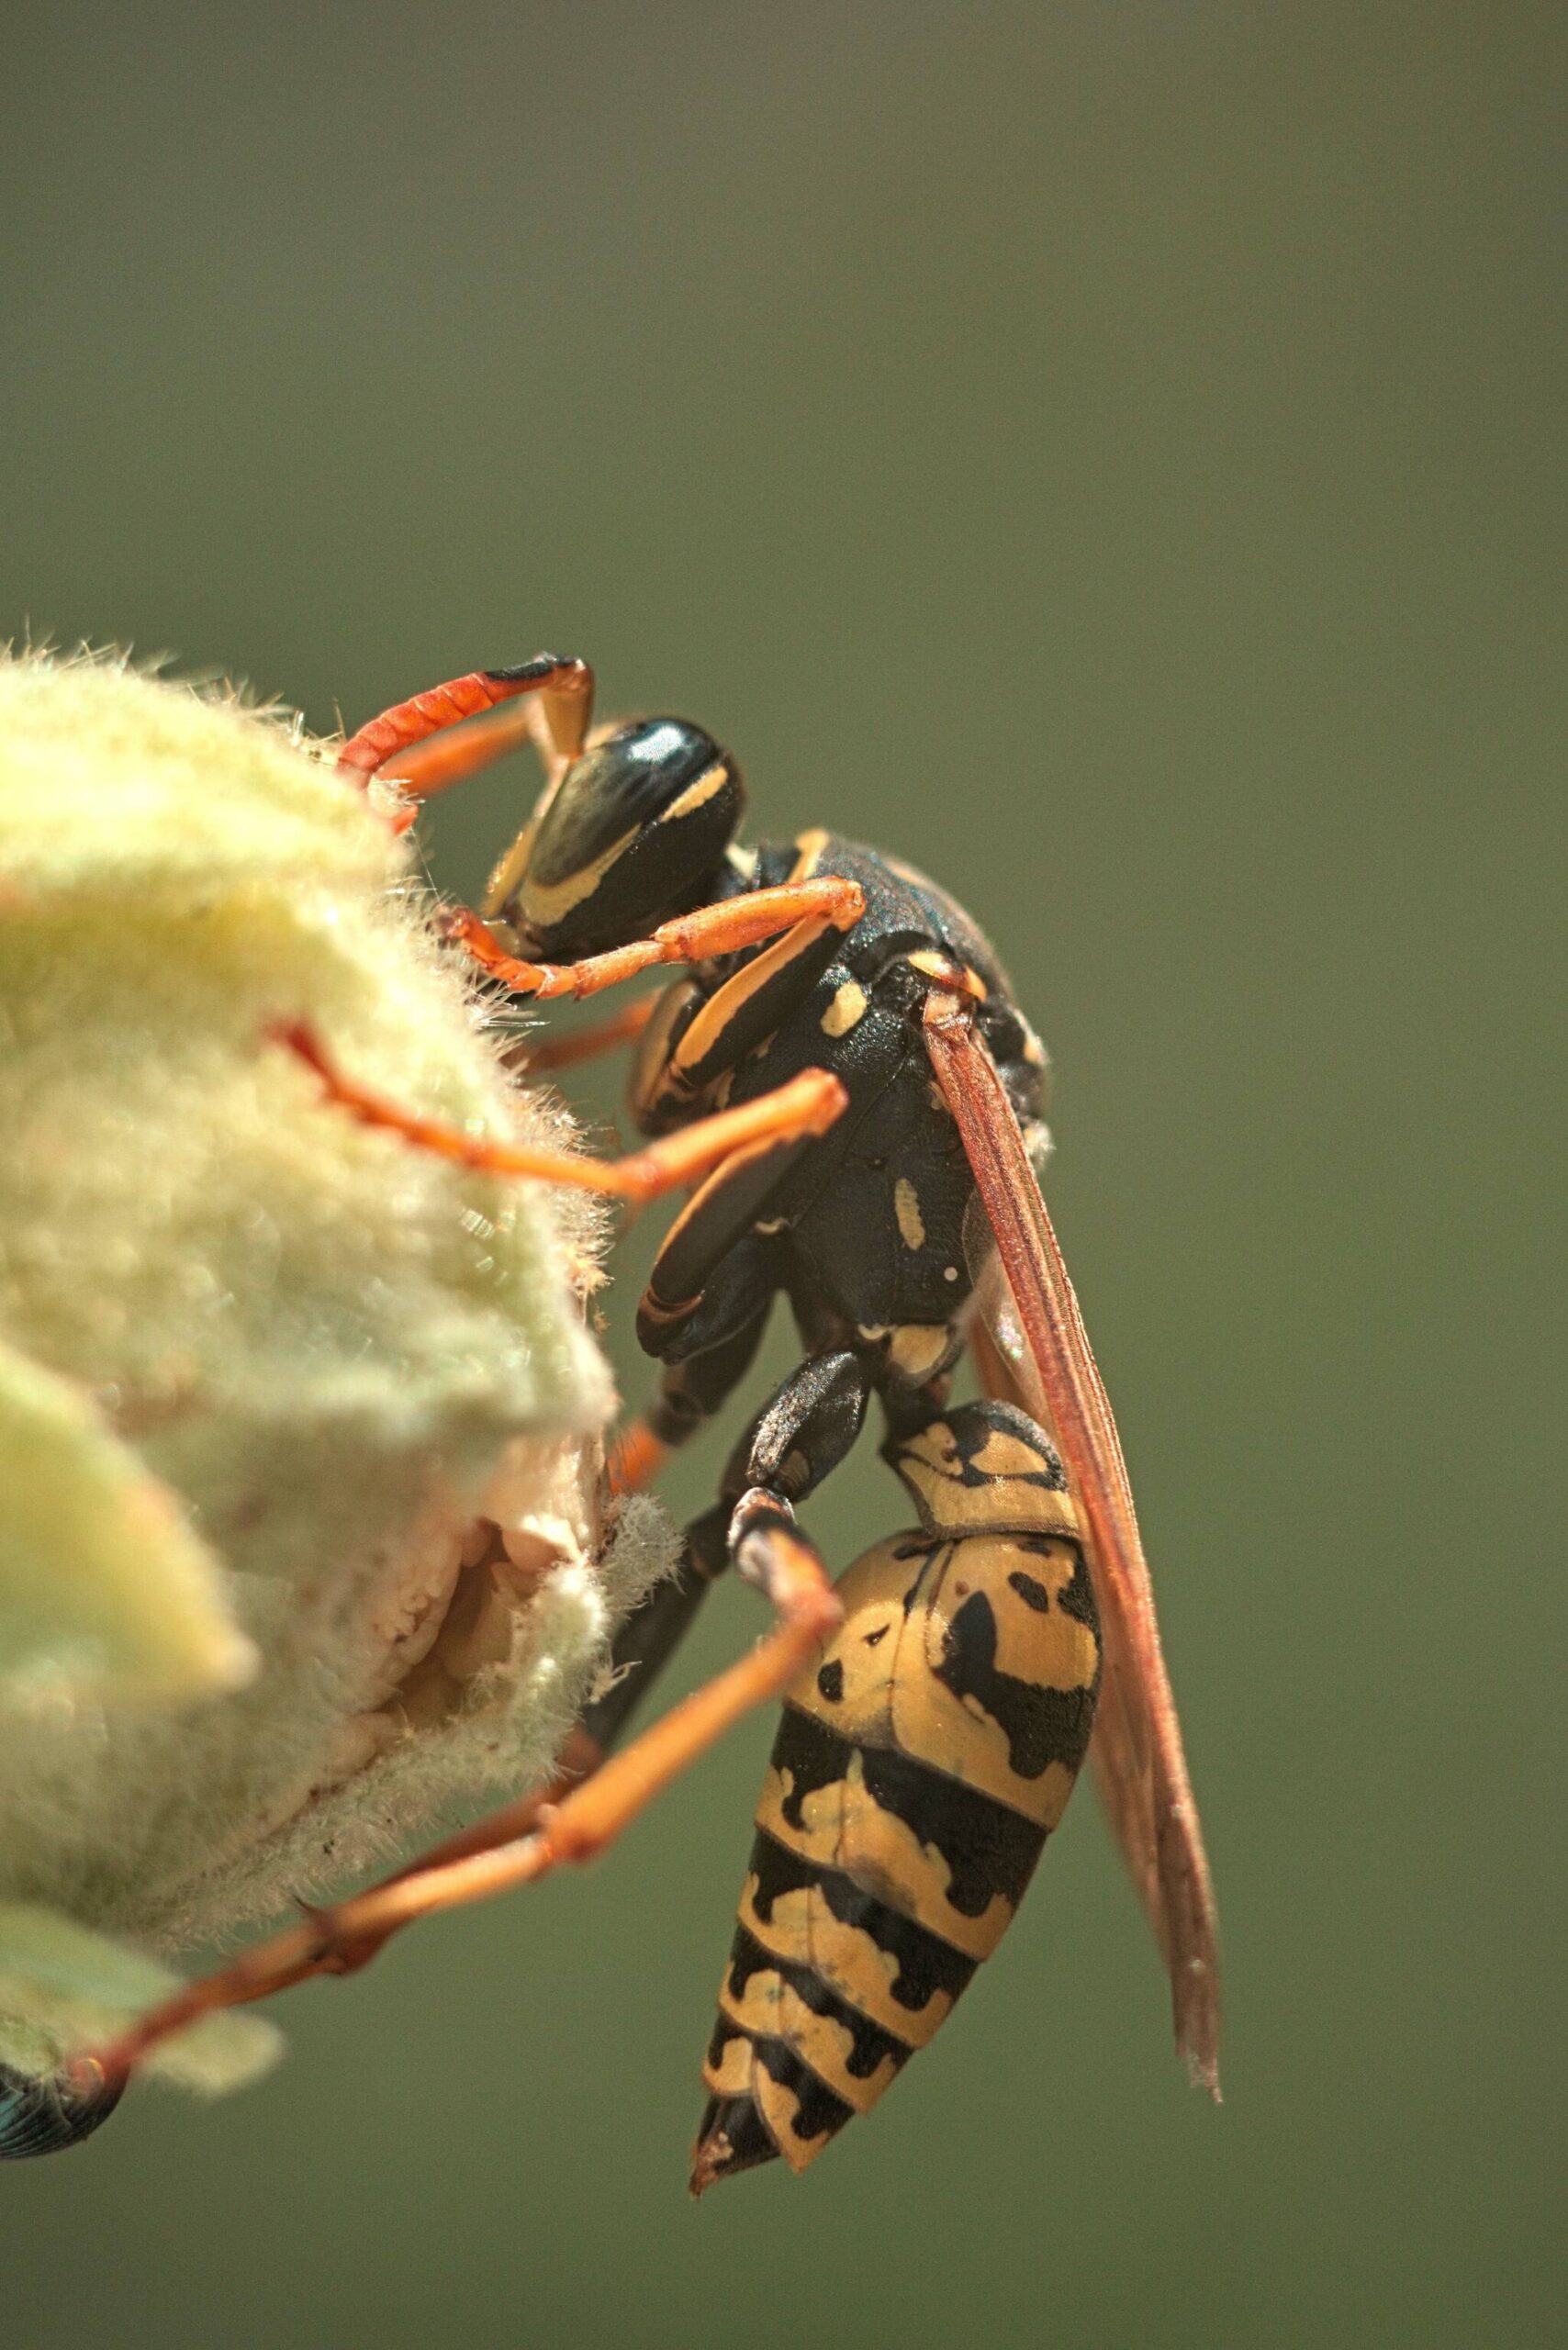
[506, 717, 745, 960]
[0, 2061, 125, 2158]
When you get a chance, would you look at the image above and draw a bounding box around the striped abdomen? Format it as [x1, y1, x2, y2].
[692, 1402, 1101, 2190]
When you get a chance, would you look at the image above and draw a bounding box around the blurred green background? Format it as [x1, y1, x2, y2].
[4, 3, 1561, 2344]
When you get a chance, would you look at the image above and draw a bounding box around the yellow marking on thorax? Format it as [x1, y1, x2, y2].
[904, 948, 987, 1000]
[481, 822, 537, 921]
[893, 1176, 925, 1251]
[789, 828, 830, 880]
[821, 979, 868, 1036]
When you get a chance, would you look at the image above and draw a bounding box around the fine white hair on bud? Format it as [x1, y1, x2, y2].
[0, 648, 676, 2105]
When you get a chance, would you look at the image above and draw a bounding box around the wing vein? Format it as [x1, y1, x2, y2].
[924, 990, 1221, 2097]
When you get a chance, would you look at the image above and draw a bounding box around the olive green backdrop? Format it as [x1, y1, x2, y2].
[3, 5, 1560, 2344]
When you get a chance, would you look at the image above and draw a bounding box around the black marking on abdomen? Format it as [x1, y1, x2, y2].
[724, 1923, 914, 2082]
[749, 1829, 978, 2025]
[700, 2020, 855, 2167]
[935, 1591, 1099, 1783]
[770, 1703, 1048, 1922]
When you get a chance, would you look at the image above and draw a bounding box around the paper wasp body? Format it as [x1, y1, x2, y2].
[50, 656, 1219, 2186]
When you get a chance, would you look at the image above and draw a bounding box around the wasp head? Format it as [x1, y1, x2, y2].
[494, 717, 745, 960]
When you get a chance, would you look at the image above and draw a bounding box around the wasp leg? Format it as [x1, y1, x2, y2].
[373, 1337, 860, 1915]
[270, 1020, 847, 1202]
[77, 1519, 841, 2095]
[181, 1499, 744, 2001]
[596, 1348, 874, 1786]
[336, 654, 595, 793]
[726, 1348, 874, 1515]
[441, 873, 865, 1002]
[631, 911, 849, 1131]
[609, 1346, 872, 1748]
[506, 994, 659, 1079]
[612, 1236, 778, 1494]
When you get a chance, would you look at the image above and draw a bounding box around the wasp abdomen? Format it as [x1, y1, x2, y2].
[693, 1402, 1102, 2191]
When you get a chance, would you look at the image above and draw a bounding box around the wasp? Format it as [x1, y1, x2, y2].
[58, 655, 1220, 2187]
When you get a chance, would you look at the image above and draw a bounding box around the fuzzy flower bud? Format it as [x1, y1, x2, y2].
[0, 650, 672, 2112]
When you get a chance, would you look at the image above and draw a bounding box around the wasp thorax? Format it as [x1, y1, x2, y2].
[504, 717, 745, 960]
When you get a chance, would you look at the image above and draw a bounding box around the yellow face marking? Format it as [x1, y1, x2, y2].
[756, 1748, 1015, 1959]
[519, 822, 639, 928]
[740, 1874, 955, 2048]
[820, 979, 868, 1037]
[889, 1325, 950, 1382]
[719, 1965, 900, 2113]
[789, 828, 830, 881]
[656, 762, 731, 823]
[893, 1177, 925, 1251]
[481, 822, 537, 921]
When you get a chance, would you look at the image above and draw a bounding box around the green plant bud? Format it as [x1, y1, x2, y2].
[0, 649, 674, 2104]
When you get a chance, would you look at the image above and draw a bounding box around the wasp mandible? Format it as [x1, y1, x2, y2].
[73, 655, 1220, 2188]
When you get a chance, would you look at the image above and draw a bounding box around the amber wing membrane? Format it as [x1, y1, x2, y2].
[924, 995, 1221, 2097]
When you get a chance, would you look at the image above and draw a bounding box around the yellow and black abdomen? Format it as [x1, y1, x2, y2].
[692, 1402, 1102, 2190]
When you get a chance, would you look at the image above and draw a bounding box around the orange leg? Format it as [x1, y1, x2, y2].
[270, 1020, 846, 1202]
[607, 1416, 671, 1496]
[506, 994, 659, 1078]
[442, 874, 866, 1002]
[336, 655, 595, 796]
[76, 1503, 841, 2094]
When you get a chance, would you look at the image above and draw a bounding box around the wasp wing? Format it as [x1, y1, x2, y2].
[925, 994, 1221, 2097]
